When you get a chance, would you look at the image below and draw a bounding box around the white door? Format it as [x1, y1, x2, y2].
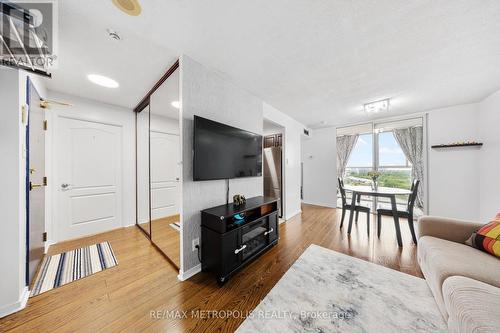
[150, 131, 180, 219]
[55, 116, 122, 241]
[28, 85, 46, 285]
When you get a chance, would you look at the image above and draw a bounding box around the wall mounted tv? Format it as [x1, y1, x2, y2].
[193, 116, 263, 181]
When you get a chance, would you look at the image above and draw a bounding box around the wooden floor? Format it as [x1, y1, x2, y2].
[0, 204, 421, 333]
[151, 216, 181, 268]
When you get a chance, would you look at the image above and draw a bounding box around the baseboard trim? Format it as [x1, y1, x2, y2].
[44, 239, 55, 253]
[285, 210, 302, 221]
[177, 264, 201, 281]
[301, 201, 337, 209]
[0, 287, 29, 318]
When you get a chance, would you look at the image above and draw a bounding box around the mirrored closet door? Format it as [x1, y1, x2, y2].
[135, 61, 181, 269]
[149, 67, 181, 268]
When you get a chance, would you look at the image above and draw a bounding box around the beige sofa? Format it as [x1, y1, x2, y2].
[417, 216, 500, 332]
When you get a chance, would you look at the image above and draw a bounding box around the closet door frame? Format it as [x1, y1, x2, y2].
[135, 103, 152, 239]
[134, 59, 181, 272]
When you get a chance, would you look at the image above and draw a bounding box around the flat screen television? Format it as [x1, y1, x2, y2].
[193, 116, 262, 181]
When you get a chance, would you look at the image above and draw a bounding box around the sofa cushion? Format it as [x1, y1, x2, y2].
[443, 276, 500, 333]
[465, 214, 500, 258]
[417, 236, 500, 319]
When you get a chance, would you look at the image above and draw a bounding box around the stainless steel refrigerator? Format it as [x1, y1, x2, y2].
[263, 147, 283, 217]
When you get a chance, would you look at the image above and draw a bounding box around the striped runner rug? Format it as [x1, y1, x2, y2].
[31, 242, 118, 297]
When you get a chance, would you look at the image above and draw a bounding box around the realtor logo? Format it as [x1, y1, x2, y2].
[0, 0, 58, 73]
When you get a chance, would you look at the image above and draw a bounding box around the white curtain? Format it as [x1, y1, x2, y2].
[393, 126, 424, 208]
[336, 135, 359, 179]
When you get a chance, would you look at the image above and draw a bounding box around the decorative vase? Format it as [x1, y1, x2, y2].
[371, 179, 378, 191]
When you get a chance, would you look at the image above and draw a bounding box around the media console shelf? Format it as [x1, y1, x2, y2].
[201, 196, 279, 285]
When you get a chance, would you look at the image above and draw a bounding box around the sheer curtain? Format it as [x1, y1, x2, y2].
[393, 126, 424, 207]
[336, 134, 359, 179]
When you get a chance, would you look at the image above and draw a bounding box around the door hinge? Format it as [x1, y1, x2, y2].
[43, 232, 47, 242]
[43, 120, 48, 130]
[40, 100, 49, 109]
[43, 176, 48, 186]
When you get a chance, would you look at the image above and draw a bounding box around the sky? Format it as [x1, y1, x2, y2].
[347, 132, 407, 167]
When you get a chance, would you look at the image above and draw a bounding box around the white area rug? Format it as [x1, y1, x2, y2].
[237, 244, 446, 333]
[31, 242, 118, 297]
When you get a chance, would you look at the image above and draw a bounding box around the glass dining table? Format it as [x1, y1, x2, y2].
[343, 185, 412, 247]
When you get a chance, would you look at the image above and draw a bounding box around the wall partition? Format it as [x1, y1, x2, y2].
[336, 116, 426, 216]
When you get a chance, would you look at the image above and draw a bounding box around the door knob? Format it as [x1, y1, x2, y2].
[61, 183, 72, 189]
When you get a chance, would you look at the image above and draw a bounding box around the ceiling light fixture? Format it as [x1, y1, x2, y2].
[364, 98, 390, 113]
[171, 101, 180, 109]
[87, 74, 119, 88]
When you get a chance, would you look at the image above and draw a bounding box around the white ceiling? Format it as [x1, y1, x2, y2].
[44, 0, 500, 127]
[44, 1, 178, 109]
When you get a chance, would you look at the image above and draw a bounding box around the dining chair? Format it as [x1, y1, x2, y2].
[338, 178, 371, 233]
[376, 179, 420, 243]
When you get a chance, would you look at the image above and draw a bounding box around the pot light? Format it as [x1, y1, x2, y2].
[364, 98, 390, 113]
[87, 74, 119, 88]
[171, 101, 180, 109]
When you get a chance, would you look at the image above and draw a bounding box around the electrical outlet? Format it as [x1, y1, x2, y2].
[192, 238, 200, 251]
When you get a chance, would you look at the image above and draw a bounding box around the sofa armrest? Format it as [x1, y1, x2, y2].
[417, 216, 484, 244]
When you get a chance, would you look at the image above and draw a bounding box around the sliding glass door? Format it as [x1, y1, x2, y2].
[337, 117, 425, 216]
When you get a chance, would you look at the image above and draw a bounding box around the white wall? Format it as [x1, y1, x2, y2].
[301, 127, 337, 208]
[263, 103, 304, 220]
[0, 67, 25, 317]
[180, 55, 264, 277]
[478, 89, 500, 221]
[0, 68, 48, 317]
[301, 104, 486, 221]
[263, 121, 283, 136]
[45, 91, 136, 244]
[427, 104, 480, 220]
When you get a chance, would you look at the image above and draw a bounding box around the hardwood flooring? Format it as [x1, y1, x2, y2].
[0, 204, 421, 333]
[151, 215, 181, 268]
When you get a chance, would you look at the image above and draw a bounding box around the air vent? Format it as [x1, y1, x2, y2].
[301, 128, 312, 138]
[107, 29, 121, 41]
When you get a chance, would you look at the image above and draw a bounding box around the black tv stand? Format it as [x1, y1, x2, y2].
[201, 196, 279, 285]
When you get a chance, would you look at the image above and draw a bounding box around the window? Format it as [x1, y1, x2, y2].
[377, 131, 412, 191]
[347, 133, 372, 168]
[344, 133, 373, 189]
[337, 118, 424, 216]
[378, 131, 409, 167]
